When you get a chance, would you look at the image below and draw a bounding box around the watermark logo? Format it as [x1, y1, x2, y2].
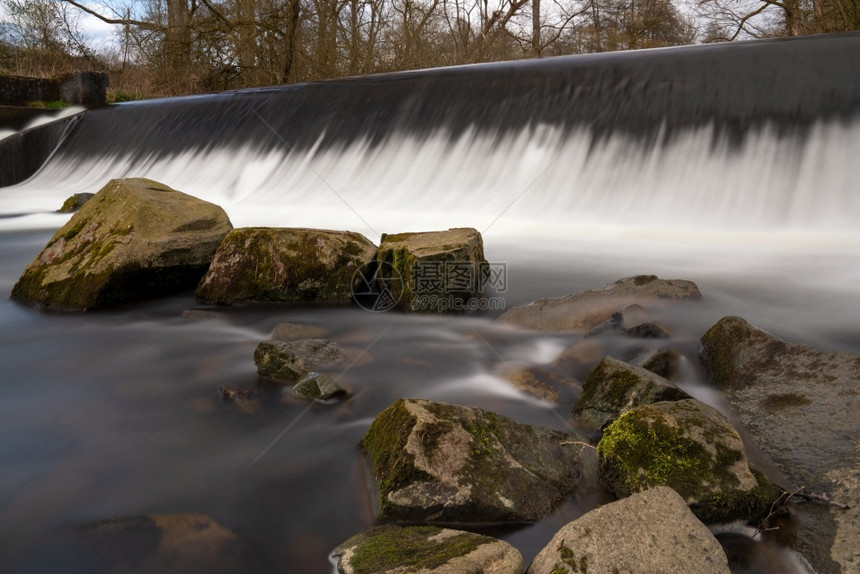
[352, 261, 405, 312]
[352, 260, 507, 312]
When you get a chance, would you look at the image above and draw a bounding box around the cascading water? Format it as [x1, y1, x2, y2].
[1, 32, 859, 574]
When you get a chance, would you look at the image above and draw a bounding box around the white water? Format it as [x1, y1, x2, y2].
[3, 118, 859, 242]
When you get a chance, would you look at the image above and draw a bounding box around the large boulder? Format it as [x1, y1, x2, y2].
[374, 228, 487, 313]
[527, 486, 730, 574]
[700, 316, 860, 572]
[360, 398, 597, 524]
[597, 399, 779, 524]
[572, 356, 691, 430]
[11, 178, 232, 311]
[78, 514, 242, 574]
[497, 275, 701, 332]
[333, 525, 524, 574]
[196, 227, 376, 305]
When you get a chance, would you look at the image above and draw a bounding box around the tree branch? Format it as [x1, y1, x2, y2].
[61, 0, 161, 31]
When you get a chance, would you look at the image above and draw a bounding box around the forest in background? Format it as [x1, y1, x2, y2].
[0, 0, 858, 100]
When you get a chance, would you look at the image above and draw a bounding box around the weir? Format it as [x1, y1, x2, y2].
[2, 32, 860, 236]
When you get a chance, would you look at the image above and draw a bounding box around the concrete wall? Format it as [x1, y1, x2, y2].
[0, 71, 108, 107]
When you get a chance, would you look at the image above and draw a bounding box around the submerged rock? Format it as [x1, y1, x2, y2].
[292, 372, 348, 401]
[254, 339, 345, 384]
[219, 385, 260, 414]
[572, 356, 691, 430]
[527, 487, 730, 574]
[700, 316, 860, 572]
[79, 514, 242, 574]
[11, 178, 232, 311]
[497, 275, 701, 332]
[495, 363, 581, 407]
[333, 525, 524, 574]
[271, 321, 329, 341]
[58, 192, 94, 213]
[196, 227, 376, 305]
[360, 398, 597, 524]
[597, 399, 779, 524]
[374, 228, 487, 313]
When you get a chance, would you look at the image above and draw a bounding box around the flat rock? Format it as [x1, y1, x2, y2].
[333, 525, 524, 574]
[700, 316, 860, 572]
[527, 486, 730, 574]
[572, 356, 691, 430]
[597, 399, 779, 524]
[374, 228, 487, 313]
[497, 275, 701, 332]
[254, 339, 345, 384]
[12, 178, 232, 311]
[196, 227, 376, 305]
[361, 398, 597, 524]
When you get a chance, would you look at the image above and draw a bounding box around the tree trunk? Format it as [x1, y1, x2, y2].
[282, 0, 301, 82]
[532, 0, 541, 56]
[166, 0, 192, 92]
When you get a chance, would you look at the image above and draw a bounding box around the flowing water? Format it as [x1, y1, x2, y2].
[1, 33, 859, 573]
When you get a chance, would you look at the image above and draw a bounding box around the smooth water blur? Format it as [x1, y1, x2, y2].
[2, 226, 853, 572]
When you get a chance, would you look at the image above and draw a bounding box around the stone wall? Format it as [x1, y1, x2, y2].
[0, 71, 108, 107]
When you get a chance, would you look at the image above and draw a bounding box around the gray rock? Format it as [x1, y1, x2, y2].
[700, 316, 860, 572]
[254, 339, 345, 384]
[375, 228, 487, 313]
[196, 227, 376, 305]
[58, 192, 94, 213]
[597, 399, 779, 524]
[497, 275, 701, 332]
[333, 525, 524, 574]
[11, 178, 232, 311]
[292, 372, 348, 401]
[79, 514, 242, 574]
[527, 486, 730, 574]
[572, 356, 691, 430]
[361, 398, 597, 524]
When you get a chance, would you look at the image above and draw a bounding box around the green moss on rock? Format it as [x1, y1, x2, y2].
[597, 399, 777, 524]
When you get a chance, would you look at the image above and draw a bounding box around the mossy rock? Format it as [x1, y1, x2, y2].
[497, 275, 702, 332]
[375, 228, 488, 313]
[12, 178, 232, 311]
[196, 227, 376, 305]
[572, 355, 691, 430]
[58, 192, 94, 213]
[527, 486, 730, 574]
[597, 399, 779, 524]
[360, 398, 596, 524]
[254, 339, 345, 384]
[333, 525, 523, 574]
